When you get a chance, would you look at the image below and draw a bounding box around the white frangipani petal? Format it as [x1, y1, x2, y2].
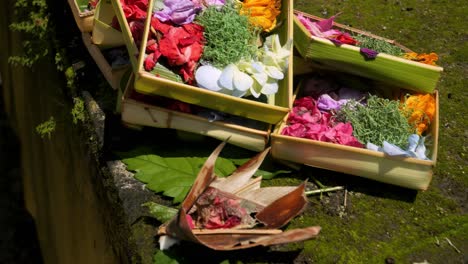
[261, 81, 279, 95]
[233, 70, 254, 92]
[196, 34, 290, 99]
[218, 64, 236, 90]
[265, 65, 284, 80]
[231, 89, 248, 97]
[271, 34, 282, 52]
[195, 65, 222, 91]
[252, 72, 268, 86]
[250, 81, 263, 98]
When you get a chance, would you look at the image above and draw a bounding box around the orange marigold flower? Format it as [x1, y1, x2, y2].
[403, 52, 439, 66]
[241, 0, 281, 32]
[401, 93, 436, 135]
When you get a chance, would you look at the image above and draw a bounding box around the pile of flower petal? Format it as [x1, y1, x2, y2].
[145, 17, 205, 83]
[296, 13, 358, 46]
[281, 77, 364, 147]
[240, 0, 282, 32]
[400, 93, 436, 136]
[113, 0, 149, 46]
[297, 13, 439, 64]
[403, 52, 439, 66]
[138, 0, 291, 99]
[158, 141, 321, 251]
[281, 74, 436, 160]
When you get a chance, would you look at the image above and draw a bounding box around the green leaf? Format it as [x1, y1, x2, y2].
[121, 152, 237, 203]
[229, 158, 250, 166]
[143, 202, 178, 223]
[150, 63, 183, 83]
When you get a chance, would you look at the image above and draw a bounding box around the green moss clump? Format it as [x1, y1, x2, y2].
[196, 4, 258, 68]
[8, 0, 50, 67]
[35, 116, 56, 139]
[71, 97, 86, 124]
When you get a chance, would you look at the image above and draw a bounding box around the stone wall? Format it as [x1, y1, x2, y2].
[0, 1, 151, 263]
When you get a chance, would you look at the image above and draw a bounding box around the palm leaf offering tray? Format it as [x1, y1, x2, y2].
[82, 32, 130, 90]
[68, 0, 98, 32]
[91, 0, 125, 48]
[293, 10, 443, 93]
[121, 74, 271, 152]
[111, 0, 293, 124]
[271, 71, 439, 190]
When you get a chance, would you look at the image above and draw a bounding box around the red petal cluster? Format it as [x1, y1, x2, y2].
[190, 188, 248, 230]
[146, 17, 205, 83]
[282, 96, 363, 147]
[122, 0, 147, 20]
[334, 33, 359, 45]
[113, 0, 149, 45]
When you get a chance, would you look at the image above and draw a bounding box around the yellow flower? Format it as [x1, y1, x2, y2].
[403, 52, 439, 66]
[401, 93, 436, 135]
[241, 0, 281, 32]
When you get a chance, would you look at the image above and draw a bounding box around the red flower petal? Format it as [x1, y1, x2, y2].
[334, 33, 359, 45]
[146, 39, 159, 53]
[144, 53, 156, 71]
[151, 17, 172, 35]
[159, 27, 191, 66]
[129, 20, 145, 44]
[179, 61, 197, 84]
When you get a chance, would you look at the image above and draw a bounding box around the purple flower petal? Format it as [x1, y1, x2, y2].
[329, 38, 343, 46]
[154, 0, 201, 25]
[317, 94, 347, 111]
[360, 48, 379, 60]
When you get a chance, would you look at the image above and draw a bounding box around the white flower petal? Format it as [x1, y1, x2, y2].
[233, 71, 254, 91]
[218, 64, 236, 90]
[231, 89, 247, 97]
[263, 55, 281, 69]
[252, 72, 268, 86]
[195, 65, 222, 91]
[250, 81, 263, 98]
[251, 61, 264, 73]
[237, 60, 251, 71]
[415, 138, 428, 160]
[265, 65, 284, 80]
[261, 81, 279, 95]
[270, 34, 282, 52]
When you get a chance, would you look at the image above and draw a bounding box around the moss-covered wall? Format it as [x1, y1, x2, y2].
[0, 1, 125, 263]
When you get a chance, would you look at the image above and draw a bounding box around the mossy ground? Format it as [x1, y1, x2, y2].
[113, 1, 467, 263]
[286, 1, 467, 263]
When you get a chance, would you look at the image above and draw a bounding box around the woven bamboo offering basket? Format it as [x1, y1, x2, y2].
[293, 10, 443, 93]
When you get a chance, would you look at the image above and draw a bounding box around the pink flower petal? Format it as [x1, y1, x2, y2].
[281, 123, 307, 138]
